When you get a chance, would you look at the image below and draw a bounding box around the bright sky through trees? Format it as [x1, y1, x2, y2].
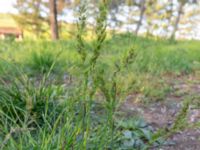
[0, 0, 200, 39]
[0, 0, 16, 13]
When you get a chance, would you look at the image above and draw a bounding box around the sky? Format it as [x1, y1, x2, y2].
[0, 0, 16, 13]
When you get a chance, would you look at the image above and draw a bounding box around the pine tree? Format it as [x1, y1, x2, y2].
[135, 0, 146, 36]
[49, 0, 59, 40]
[170, 0, 198, 40]
[13, 0, 48, 38]
[13, 0, 67, 39]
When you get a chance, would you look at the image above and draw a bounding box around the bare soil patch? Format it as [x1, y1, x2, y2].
[120, 73, 200, 150]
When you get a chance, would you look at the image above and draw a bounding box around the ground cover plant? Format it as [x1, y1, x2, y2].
[0, 1, 200, 150]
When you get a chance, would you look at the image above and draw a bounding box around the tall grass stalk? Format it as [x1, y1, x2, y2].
[76, 0, 117, 148]
[76, 0, 137, 147]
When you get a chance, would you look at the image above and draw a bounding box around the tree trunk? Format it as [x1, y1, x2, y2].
[135, 0, 146, 36]
[170, 2, 184, 40]
[167, 0, 174, 33]
[50, 0, 59, 40]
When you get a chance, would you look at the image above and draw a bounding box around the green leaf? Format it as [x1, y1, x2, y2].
[123, 130, 132, 139]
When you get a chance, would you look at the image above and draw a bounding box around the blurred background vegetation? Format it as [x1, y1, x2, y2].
[0, 0, 200, 41]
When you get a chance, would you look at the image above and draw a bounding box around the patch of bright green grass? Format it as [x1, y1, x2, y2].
[1, 33, 200, 76]
[0, 33, 200, 149]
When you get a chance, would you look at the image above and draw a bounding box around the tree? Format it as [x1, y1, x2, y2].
[161, 0, 174, 37]
[170, 0, 197, 40]
[13, 0, 67, 39]
[170, 0, 185, 40]
[13, 0, 48, 38]
[49, 0, 59, 40]
[135, 0, 146, 36]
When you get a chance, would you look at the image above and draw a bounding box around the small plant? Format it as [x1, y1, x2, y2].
[26, 50, 63, 75]
[0, 65, 65, 129]
[4, 34, 16, 42]
[74, 1, 139, 148]
[116, 118, 155, 149]
[146, 98, 193, 149]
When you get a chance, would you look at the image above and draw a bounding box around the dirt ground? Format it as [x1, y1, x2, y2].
[120, 73, 200, 150]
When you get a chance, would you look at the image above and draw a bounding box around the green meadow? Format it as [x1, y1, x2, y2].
[0, 33, 200, 149]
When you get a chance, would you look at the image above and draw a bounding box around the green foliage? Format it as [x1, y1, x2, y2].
[146, 98, 193, 149]
[1, 34, 200, 76]
[12, 0, 48, 37]
[0, 67, 64, 128]
[170, 98, 191, 132]
[25, 50, 64, 76]
[4, 35, 16, 42]
[0, 2, 200, 149]
[116, 118, 154, 150]
[103, 34, 200, 74]
[76, 1, 87, 62]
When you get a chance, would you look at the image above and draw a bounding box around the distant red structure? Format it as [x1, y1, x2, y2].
[0, 27, 23, 40]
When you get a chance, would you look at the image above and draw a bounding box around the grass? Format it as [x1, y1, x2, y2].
[1, 5, 200, 149]
[0, 34, 199, 149]
[1, 34, 200, 104]
[1, 34, 200, 75]
[0, 33, 200, 102]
